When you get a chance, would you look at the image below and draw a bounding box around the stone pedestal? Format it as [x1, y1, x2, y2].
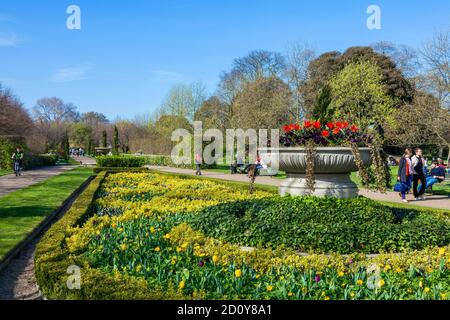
[280, 173, 359, 198]
[259, 147, 371, 198]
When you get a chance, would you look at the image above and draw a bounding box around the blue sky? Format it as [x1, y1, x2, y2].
[0, 0, 449, 120]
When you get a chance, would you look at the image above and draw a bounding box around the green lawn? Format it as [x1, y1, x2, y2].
[0, 167, 92, 260]
[0, 169, 13, 177]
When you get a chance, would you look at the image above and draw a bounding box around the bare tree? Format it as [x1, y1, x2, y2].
[372, 41, 422, 79]
[160, 82, 207, 122]
[217, 50, 287, 106]
[0, 84, 34, 136]
[285, 42, 316, 120]
[420, 29, 450, 110]
[33, 97, 79, 124]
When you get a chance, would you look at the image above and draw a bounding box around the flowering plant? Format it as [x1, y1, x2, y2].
[280, 120, 371, 147]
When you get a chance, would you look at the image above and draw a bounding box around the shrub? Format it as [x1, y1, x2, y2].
[23, 154, 58, 169]
[96, 155, 146, 168]
[37, 171, 450, 300]
[0, 135, 26, 169]
[189, 197, 450, 254]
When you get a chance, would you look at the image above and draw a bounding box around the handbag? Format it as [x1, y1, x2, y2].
[393, 182, 408, 193]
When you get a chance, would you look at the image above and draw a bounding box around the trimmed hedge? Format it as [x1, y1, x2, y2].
[96, 155, 146, 168]
[189, 196, 450, 254]
[92, 167, 150, 174]
[23, 154, 58, 169]
[34, 171, 187, 300]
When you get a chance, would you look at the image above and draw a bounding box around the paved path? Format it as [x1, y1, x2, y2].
[0, 166, 76, 198]
[70, 155, 96, 166]
[148, 166, 450, 210]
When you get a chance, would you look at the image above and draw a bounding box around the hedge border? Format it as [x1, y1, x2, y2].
[0, 175, 94, 275]
[34, 169, 450, 300]
[34, 169, 279, 299]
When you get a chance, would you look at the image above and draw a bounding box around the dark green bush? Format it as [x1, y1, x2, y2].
[189, 196, 450, 254]
[96, 155, 146, 168]
[23, 154, 58, 169]
[0, 135, 26, 169]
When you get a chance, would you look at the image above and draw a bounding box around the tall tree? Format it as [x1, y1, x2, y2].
[329, 60, 395, 133]
[0, 84, 34, 136]
[112, 125, 120, 155]
[285, 42, 316, 120]
[303, 46, 414, 117]
[194, 96, 230, 131]
[160, 82, 206, 122]
[218, 50, 287, 105]
[231, 76, 294, 130]
[420, 29, 450, 110]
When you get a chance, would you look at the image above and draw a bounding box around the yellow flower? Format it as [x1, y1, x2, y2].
[288, 292, 294, 297]
[338, 271, 344, 277]
[120, 243, 127, 251]
[154, 246, 161, 252]
[419, 281, 423, 288]
[255, 274, 261, 279]
[438, 248, 445, 256]
[266, 285, 273, 292]
[357, 279, 363, 286]
[424, 287, 430, 293]
[212, 255, 219, 264]
[324, 296, 331, 301]
[377, 279, 385, 288]
[136, 265, 142, 272]
[150, 227, 155, 234]
[384, 265, 391, 272]
[176, 247, 182, 253]
[164, 233, 171, 239]
[235, 269, 242, 278]
[395, 268, 402, 273]
[350, 292, 355, 298]
[179, 281, 185, 290]
[440, 293, 447, 300]
[111, 223, 117, 229]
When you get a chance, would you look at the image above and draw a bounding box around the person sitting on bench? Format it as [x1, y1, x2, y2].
[424, 160, 446, 189]
[231, 153, 245, 174]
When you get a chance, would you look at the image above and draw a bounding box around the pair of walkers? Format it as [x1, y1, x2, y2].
[397, 148, 428, 203]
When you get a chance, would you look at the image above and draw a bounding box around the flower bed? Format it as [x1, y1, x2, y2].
[36, 171, 450, 300]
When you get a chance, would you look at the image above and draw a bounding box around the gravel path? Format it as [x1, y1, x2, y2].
[147, 166, 450, 210]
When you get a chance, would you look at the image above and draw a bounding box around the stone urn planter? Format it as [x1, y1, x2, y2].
[259, 147, 371, 198]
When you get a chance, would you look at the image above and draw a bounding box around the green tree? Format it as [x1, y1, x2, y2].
[329, 60, 395, 133]
[231, 76, 294, 130]
[112, 125, 120, 155]
[102, 130, 108, 148]
[69, 123, 92, 149]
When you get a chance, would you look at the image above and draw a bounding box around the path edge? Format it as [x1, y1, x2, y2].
[0, 175, 95, 275]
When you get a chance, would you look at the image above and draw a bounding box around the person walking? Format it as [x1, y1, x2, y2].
[411, 148, 427, 200]
[397, 148, 413, 203]
[194, 152, 202, 176]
